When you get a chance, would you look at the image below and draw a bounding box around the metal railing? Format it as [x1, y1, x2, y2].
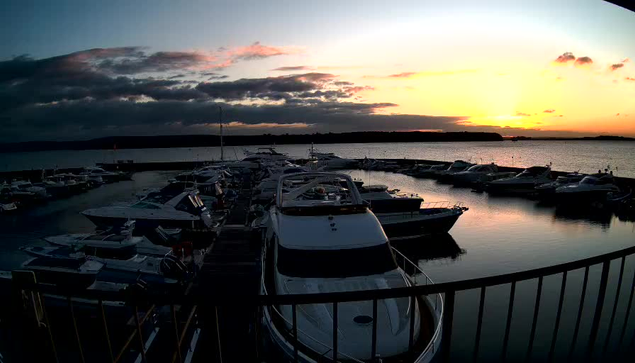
[8, 243, 635, 362]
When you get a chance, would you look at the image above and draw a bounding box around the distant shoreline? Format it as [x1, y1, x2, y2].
[0, 132, 632, 153]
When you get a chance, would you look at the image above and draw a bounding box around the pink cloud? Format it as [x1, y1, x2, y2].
[227, 41, 303, 61]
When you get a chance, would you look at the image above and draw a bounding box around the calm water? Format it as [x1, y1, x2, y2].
[1, 140, 634, 177]
[1, 150, 635, 360]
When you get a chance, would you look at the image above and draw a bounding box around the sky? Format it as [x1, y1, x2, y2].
[1, 0, 635, 142]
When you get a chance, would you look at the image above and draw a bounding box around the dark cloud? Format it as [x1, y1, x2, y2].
[611, 63, 624, 71]
[554, 52, 576, 64]
[168, 74, 186, 79]
[272, 66, 313, 71]
[543, 109, 555, 113]
[574, 56, 593, 66]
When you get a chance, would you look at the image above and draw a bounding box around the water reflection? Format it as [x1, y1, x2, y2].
[392, 233, 465, 262]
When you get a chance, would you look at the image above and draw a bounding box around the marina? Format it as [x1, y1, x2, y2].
[0, 145, 634, 362]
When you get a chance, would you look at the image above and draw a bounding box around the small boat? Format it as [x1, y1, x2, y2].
[22, 257, 104, 289]
[44, 222, 143, 257]
[9, 180, 49, 201]
[1, 201, 17, 213]
[452, 163, 499, 186]
[554, 173, 622, 203]
[243, 147, 289, 162]
[359, 185, 424, 213]
[377, 202, 468, 241]
[81, 190, 215, 231]
[308, 148, 359, 170]
[80, 167, 120, 184]
[534, 172, 586, 197]
[413, 164, 447, 178]
[261, 172, 442, 362]
[486, 166, 552, 194]
[435, 160, 474, 182]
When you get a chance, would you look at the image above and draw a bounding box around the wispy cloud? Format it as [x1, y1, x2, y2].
[226, 41, 303, 62]
[366, 69, 477, 79]
[543, 109, 555, 113]
[515, 112, 531, 117]
[272, 65, 314, 71]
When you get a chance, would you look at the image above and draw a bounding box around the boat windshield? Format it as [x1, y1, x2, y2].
[580, 177, 598, 185]
[277, 243, 397, 278]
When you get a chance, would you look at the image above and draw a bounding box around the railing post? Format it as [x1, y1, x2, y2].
[98, 299, 115, 363]
[171, 305, 182, 363]
[409, 295, 416, 351]
[371, 298, 378, 359]
[441, 290, 455, 362]
[527, 276, 543, 360]
[548, 271, 568, 361]
[617, 266, 635, 349]
[473, 287, 486, 362]
[134, 305, 147, 363]
[68, 297, 85, 363]
[569, 266, 590, 359]
[292, 304, 298, 363]
[603, 256, 626, 355]
[502, 281, 517, 361]
[587, 261, 611, 358]
[332, 302, 338, 362]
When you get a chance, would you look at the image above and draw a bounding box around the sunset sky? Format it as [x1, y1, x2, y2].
[1, 0, 635, 142]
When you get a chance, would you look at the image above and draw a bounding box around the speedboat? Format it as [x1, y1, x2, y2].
[243, 147, 289, 162]
[554, 173, 621, 203]
[308, 150, 359, 170]
[80, 167, 120, 184]
[376, 202, 468, 241]
[10, 180, 49, 200]
[452, 164, 499, 186]
[435, 160, 474, 182]
[534, 172, 586, 197]
[413, 164, 446, 178]
[486, 166, 552, 194]
[81, 190, 215, 231]
[44, 221, 143, 257]
[359, 185, 424, 213]
[261, 172, 442, 362]
[22, 257, 104, 289]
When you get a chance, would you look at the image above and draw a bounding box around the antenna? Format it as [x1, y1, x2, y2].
[219, 106, 224, 161]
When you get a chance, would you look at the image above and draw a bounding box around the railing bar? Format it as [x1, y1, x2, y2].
[99, 299, 115, 363]
[68, 296, 86, 363]
[473, 287, 486, 362]
[215, 306, 223, 363]
[172, 306, 198, 363]
[548, 271, 568, 362]
[172, 305, 183, 363]
[526, 276, 543, 361]
[617, 264, 635, 348]
[502, 281, 517, 361]
[603, 256, 626, 355]
[133, 305, 147, 363]
[568, 266, 590, 359]
[409, 295, 416, 351]
[333, 302, 338, 362]
[292, 304, 298, 363]
[371, 298, 378, 360]
[40, 293, 59, 363]
[441, 290, 455, 362]
[587, 260, 611, 358]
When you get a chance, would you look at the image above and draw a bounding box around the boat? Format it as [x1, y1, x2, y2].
[435, 160, 474, 182]
[554, 173, 622, 203]
[1, 201, 17, 213]
[308, 147, 359, 170]
[243, 147, 289, 162]
[412, 164, 447, 178]
[534, 172, 586, 197]
[377, 202, 468, 241]
[22, 256, 104, 289]
[44, 221, 143, 257]
[81, 190, 215, 231]
[486, 166, 552, 194]
[261, 172, 442, 362]
[452, 164, 499, 186]
[359, 185, 424, 213]
[80, 167, 120, 184]
[9, 180, 49, 201]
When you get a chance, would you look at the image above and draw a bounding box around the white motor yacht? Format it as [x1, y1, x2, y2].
[10, 180, 49, 200]
[486, 166, 552, 194]
[555, 173, 621, 203]
[261, 172, 442, 362]
[308, 150, 359, 170]
[82, 190, 214, 230]
[80, 167, 119, 183]
[452, 164, 499, 186]
[243, 147, 290, 162]
[435, 160, 474, 182]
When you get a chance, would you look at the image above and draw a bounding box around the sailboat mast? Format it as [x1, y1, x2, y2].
[219, 106, 224, 161]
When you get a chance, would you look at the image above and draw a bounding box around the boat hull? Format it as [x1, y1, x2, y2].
[377, 209, 463, 240]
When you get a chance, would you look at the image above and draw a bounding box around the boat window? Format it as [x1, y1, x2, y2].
[277, 243, 397, 278]
[176, 196, 199, 214]
[581, 177, 597, 185]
